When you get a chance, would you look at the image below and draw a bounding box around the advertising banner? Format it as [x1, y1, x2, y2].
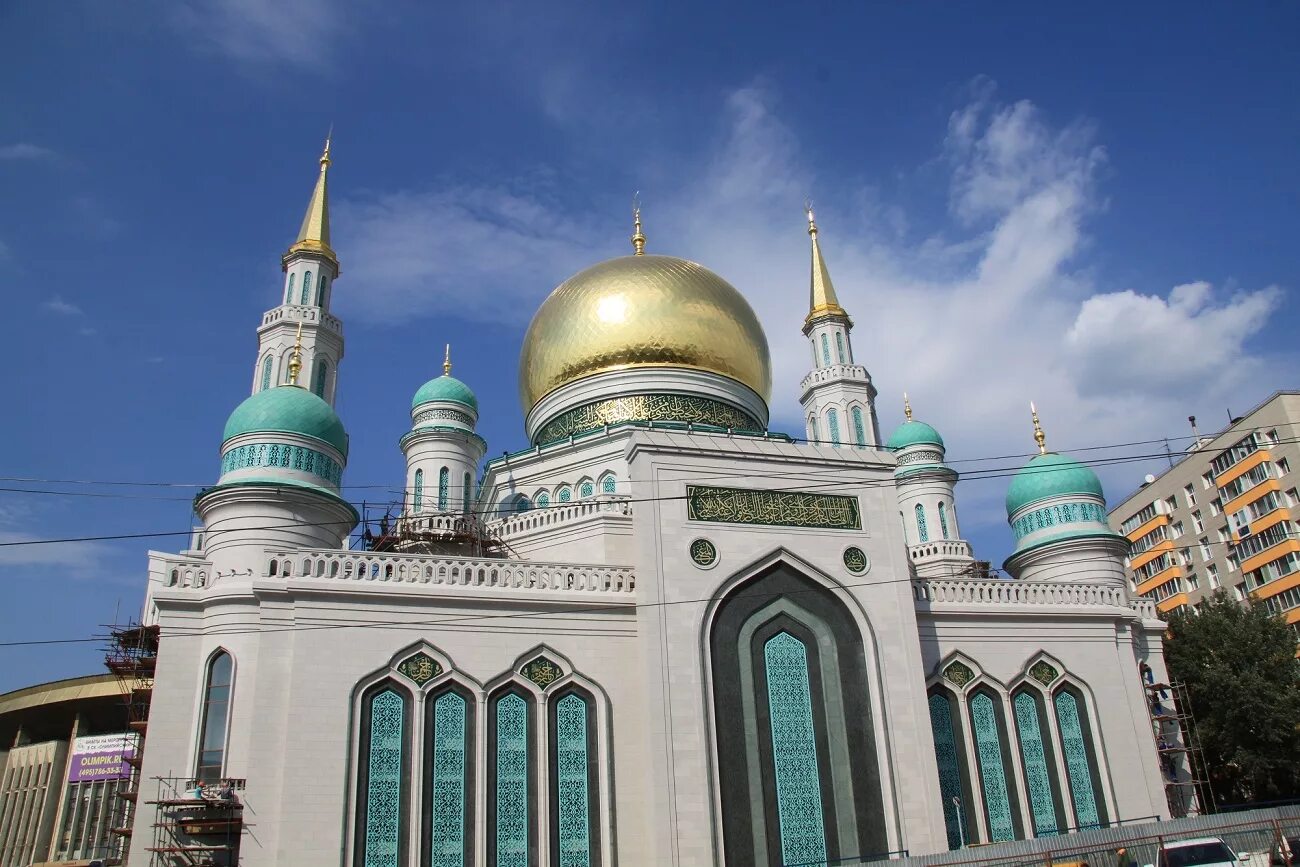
[67, 733, 138, 783]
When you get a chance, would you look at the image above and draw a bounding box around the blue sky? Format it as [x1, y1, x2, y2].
[1, 2, 1296, 691]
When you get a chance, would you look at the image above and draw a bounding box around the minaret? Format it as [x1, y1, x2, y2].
[798, 207, 880, 447]
[401, 345, 486, 526]
[250, 137, 346, 406]
[886, 394, 977, 578]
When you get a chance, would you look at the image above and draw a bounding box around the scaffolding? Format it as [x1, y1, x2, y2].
[1144, 675, 1213, 817]
[144, 777, 244, 867]
[362, 503, 515, 559]
[103, 621, 160, 865]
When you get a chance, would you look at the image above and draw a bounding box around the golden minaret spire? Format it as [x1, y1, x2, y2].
[1030, 401, 1048, 454]
[631, 192, 646, 255]
[286, 134, 338, 268]
[288, 323, 304, 386]
[804, 201, 847, 326]
[904, 392, 913, 421]
[443, 343, 452, 376]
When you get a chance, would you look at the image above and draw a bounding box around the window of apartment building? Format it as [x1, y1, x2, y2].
[1172, 520, 1184, 537]
[1209, 497, 1222, 516]
[1120, 501, 1159, 535]
[1201, 471, 1215, 489]
[1287, 488, 1299, 507]
[1184, 483, 1196, 507]
[1186, 571, 1200, 591]
[1164, 496, 1178, 514]
[1243, 550, 1300, 593]
[1192, 510, 1204, 533]
[1227, 550, 1239, 572]
[1130, 523, 1170, 555]
[1198, 538, 1211, 561]
[1177, 549, 1192, 568]
[1207, 563, 1220, 588]
[1233, 583, 1247, 602]
[1142, 577, 1184, 604]
[1219, 462, 1274, 502]
[1278, 457, 1291, 475]
[1211, 433, 1262, 477]
[1262, 584, 1300, 617]
[1266, 429, 1280, 445]
[1235, 520, 1295, 564]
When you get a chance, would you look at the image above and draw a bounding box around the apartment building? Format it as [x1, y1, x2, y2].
[1108, 391, 1300, 639]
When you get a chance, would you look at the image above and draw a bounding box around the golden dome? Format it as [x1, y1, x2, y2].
[518, 255, 772, 411]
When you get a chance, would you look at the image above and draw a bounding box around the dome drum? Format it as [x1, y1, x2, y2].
[524, 367, 769, 445]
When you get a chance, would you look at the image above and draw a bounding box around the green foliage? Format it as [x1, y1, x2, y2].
[1164, 590, 1300, 804]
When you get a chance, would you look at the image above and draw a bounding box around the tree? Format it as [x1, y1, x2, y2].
[1164, 590, 1300, 805]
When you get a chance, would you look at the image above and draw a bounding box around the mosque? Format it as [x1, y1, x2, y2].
[129, 143, 1177, 866]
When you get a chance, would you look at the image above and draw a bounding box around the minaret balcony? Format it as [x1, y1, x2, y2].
[799, 363, 871, 391]
[908, 539, 973, 562]
[260, 305, 343, 335]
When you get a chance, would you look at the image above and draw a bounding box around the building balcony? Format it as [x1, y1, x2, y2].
[799, 364, 871, 393]
[912, 577, 1134, 610]
[1214, 447, 1270, 489]
[1240, 538, 1300, 576]
[1156, 592, 1190, 614]
[908, 540, 973, 562]
[1222, 478, 1282, 518]
[1130, 539, 1175, 571]
[1126, 513, 1170, 543]
[1136, 564, 1183, 597]
[259, 304, 343, 336]
[484, 495, 632, 543]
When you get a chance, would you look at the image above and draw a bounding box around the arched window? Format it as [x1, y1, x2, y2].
[928, 690, 973, 850]
[490, 689, 535, 866]
[968, 690, 1020, 842]
[579, 480, 594, 499]
[915, 503, 929, 543]
[1054, 689, 1105, 830]
[423, 685, 473, 866]
[313, 360, 328, 398]
[820, 334, 831, 367]
[260, 355, 273, 391]
[939, 502, 951, 540]
[514, 495, 531, 513]
[462, 472, 472, 514]
[536, 492, 550, 508]
[286, 273, 296, 305]
[319, 274, 328, 308]
[196, 651, 233, 782]
[558, 487, 572, 503]
[851, 407, 866, 447]
[550, 688, 601, 866]
[413, 469, 424, 513]
[600, 474, 616, 495]
[710, 564, 889, 864]
[438, 467, 450, 511]
[354, 683, 410, 867]
[301, 270, 312, 304]
[835, 332, 847, 364]
[827, 408, 841, 445]
[1013, 690, 1063, 836]
[808, 416, 819, 442]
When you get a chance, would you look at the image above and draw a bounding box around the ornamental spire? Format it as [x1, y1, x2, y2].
[1030, 400, 1048, 455]
[286, 135, 338, 267]
[288, 322, 304, 386]
[443, 343, 452, 376]
[804, 202, 847, 325]
[631, 192, 646, 255]
[904, 392, 913, 422]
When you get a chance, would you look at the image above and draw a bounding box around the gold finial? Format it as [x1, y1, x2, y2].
[1030, 400, 1047, 454]
[288, 322, 304, 386]
[903, 392, 913, 421]
[443, 343, 452, 376]
[805, 199, 818, 238]
[631, 191, 646, 255]
[320, 129, 332, 169]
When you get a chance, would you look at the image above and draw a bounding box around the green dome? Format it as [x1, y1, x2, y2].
[223, 386, 348, 456]
[886, 420, 944, 450]
[412, 375, 478, 411]
[1005, 452, 1105, 516]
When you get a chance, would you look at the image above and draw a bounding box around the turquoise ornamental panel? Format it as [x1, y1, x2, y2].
[764, 631, 828, 867]
[1054, 692, 1101, 829]
[820, 334, 831, 366]
[851, 407, 866, 447]
[261, 356, 273, 392]
[970, 693, 1015, 842]
[828, 408, 841, 445]
[302, 270, 313, 304]
[928, 694, 965, 850]
[313, 361, 327, 398]
[1013, 693, 1059, 836]
[916, 503, 929, 543]
[413, 469, 423, 513]
[601, 475, 616, 494]
[496, 694, 529, 867]
[556, 694, 592, 867]
[364, 690, 404, 867]
[835, 331, 847, 364]
[580, 481, 594, 498]
[939, 502, 951, 540]
[286, 273, 296, 304]
[438, 466, 450, 510]
[431, 692, 467, 867]
[221, 442, 343, 486]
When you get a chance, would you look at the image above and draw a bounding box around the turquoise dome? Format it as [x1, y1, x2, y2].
[223, 386, 349, 456]
[412, 375, 478, 411]
[886, 420, 944, 450]
[1005, 452, 1105, 516]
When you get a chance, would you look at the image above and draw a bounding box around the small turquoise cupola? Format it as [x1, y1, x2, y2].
[1003, 403, 1126, 583]
[216, 327, 350, 499]
[888, 394, 950, 478]
[401, 345, 487, 517]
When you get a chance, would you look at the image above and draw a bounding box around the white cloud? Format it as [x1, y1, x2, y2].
[0, 143, 57, 161]
[0, 532, 108, 571]
[332, 81, 1286, 535]
[170, 0, 344, 70]
[42, 296, 83, 316]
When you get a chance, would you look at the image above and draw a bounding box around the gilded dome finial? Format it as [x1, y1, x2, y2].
[631, 191, 646, 255]
[443, 343, 452, 376]
[805, 200, 818, 238]
[288, 322, 304, 386]
[320, 127, 332, 169]
[1030, 400, 1048, 454]
[903, 392, 913, 421]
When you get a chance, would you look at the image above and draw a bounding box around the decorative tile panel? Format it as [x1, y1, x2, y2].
[928, 694, 965, 850]
[943, 661, 974, 687]
[396, 652, 442, 686]
[555, 695, 592, 867]
[534, 394, 761, 444]
[764, 632, 828, 867]
[520, 656, 562, 689]
[1055, 692, 1102, 830]
[430, 692, 467, 867]
[970, 692, 1015, 842]
[686, 485, 861, 530]
[364, 690, 404, 867]
[1014, 693, 1059, 836]
[1029, 661, 1059, 686]
[495, 694, 529, 867]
